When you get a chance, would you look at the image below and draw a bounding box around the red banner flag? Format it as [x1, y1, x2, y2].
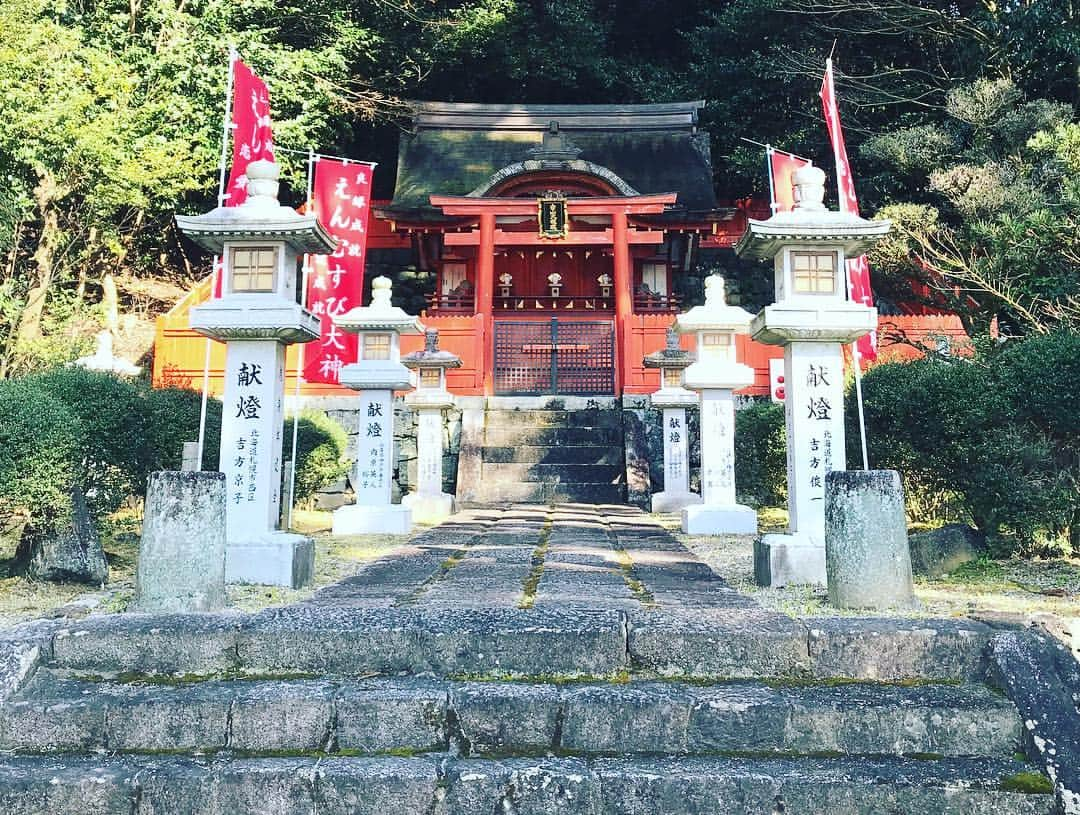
[225, 59, 276, 207]
[820, 59, 877, 361]
[767, 147, 812, 214]
[304, 158, 376, 384]
[209, 58, 277, 297]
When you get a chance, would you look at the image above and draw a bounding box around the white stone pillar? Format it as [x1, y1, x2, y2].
[352, 389, 394, 508]
[662, 408, 690, 497]
[415, 408, 444, 495]
[785, 342, 846, 540]
[219, 340, 286, 541]
[699, 390, 736, 506]
[684, 389, 756, 534]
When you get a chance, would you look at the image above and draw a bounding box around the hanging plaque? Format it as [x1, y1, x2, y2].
[538, 191, 568, 239]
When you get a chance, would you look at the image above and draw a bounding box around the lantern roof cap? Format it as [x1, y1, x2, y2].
[402, 329, 462, 369]
[335, 276, 425, 335]
[643, 326, 693, 369]
[175, 160, 338, 255]
[675, 275, 754, 334]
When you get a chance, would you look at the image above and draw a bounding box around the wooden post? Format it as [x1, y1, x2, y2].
[476, 212, 496, 395]
[612, 211, 633, 394]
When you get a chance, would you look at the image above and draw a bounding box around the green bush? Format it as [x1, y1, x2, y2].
[287, 410, 349, 506]
[735, 399, 787, 507]
[142, 385, 222, 476]
[850, 330, 1080, 555]
[21, 367, 150, 516]
[0, 378, 81, 530]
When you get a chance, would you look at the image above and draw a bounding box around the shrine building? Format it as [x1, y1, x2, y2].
[378, 100, 752, 397]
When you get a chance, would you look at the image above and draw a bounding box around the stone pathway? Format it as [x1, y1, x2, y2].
[309, 504, 758, 613]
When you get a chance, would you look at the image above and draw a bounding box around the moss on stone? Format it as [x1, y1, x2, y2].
[999, 771, 1053, 794]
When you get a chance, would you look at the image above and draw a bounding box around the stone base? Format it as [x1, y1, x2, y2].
[651, 490, 702, 514]
[401, 492, 455, 525]
[754, 533, 826, 587]
[682, 504, 757, 535]
[332, 504, 412, 536]
[225, 532, 314, 588]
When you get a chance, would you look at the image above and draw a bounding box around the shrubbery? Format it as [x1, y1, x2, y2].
[290, 410, 349, 506]
[734, 400, 786, 507]
[850, 331, 1080, 555]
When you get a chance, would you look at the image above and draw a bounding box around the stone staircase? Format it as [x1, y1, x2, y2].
[0, 506, 1059, 814]
[471, 403, 626, 505]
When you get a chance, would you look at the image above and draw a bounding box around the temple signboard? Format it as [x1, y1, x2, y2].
[538, 191, 568, 239]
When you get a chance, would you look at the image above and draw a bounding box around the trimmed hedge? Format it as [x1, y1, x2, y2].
[734, 400, 787, 507]
[849, 330, 1080, 555]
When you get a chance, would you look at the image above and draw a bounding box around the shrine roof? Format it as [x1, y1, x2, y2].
[387, 101, 718, 218]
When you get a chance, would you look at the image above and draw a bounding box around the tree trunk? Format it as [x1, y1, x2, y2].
[15, 170, 64, 348]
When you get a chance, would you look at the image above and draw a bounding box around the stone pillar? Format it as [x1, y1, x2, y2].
[401, 406, 454, 523]
[181, 441, 199, 472]
[662, 408, 690, 497]
[684, 388, 756, 534]
[825, 470, 915, 609]
[136, 471, 227, 613]
[334, 388, 410, 533]
[219, 340, 286, 539]
[785, 342, 846, 537]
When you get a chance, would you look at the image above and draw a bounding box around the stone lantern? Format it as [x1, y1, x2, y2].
[674, 274, 757, 535]
[401, 329, 462, 524]
[643, 327, 700, 513]
[331, 276, 424, 535]
[176, 159, 335, 588]
[735, 164, 891, 586]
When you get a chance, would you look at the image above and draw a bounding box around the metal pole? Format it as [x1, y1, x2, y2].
[851, 343, 870, 470]
[286, 148, 316, 530]
[196, 46, 238, 470]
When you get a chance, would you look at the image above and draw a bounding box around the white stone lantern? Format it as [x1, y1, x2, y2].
[735, 164, 891, 586]
[675, 275, 757, 534]
[643, 327, 700, 513]
[176, 159, 335, 588]
[331, 276, 424, 535]
[401, 329, 462, 524]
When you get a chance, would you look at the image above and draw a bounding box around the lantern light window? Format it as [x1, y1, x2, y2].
[792, 251, 837, 295]
[231, 246, 278, 293]
[362, 333, 392, 361]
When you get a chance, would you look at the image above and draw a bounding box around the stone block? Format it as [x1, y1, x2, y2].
[334, 679, 447, 753]
[313, 757, 440, 815]
[52, 613, 240, 675]
[439, 758, 603, 815]
[230, 681, 336, 752]
[682, 503, 757, 535]
[401, 491, 454, 525]
[627, 609, 810, 679]
[332, 504, 411, 535]
[0, 757, 136, 814]
[16, 486, 108, 585]
[136, 471, 227, 613]
[104, 684, 231, 752]
[909, 524, 982, 577]
[808, 617, 991, 681]
[451, 682, 561, 754]
[225, 532, 315, 589]
[825, 470, 915, 609]
[754, 533, 826, 587]
[0, 692, 109, 752]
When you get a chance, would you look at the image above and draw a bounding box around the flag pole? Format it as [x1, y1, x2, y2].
[196, 45, 238, 470]
[286, 148, 316, 530]
[827, 54, 871, 470]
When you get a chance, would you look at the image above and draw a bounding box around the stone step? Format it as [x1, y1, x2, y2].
[44, 611, 993, 682]
[470, 481, 627, 505]
[0, 754, 1052, 814]
[483, 409, 624, 429]
[1, 674, 1022, 759]
[482, 445, 624, 465]
[480, 462, 625, 484]
[483, 426, 622, 447]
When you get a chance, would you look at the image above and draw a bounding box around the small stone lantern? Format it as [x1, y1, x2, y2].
[598, 273, 613, 299]
[735, 164, 891, 586]
[401, 329, 462, 524]
[548, 271, 562, 298]
[675, 274, 757, 535]
[643, 327, 700, 513]
[499, 272, 513, 299]
[331, 276, 424, 535]
[176, 159, 336, 587]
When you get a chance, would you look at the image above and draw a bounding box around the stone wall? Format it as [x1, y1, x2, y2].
[323, 400, 463, 503]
